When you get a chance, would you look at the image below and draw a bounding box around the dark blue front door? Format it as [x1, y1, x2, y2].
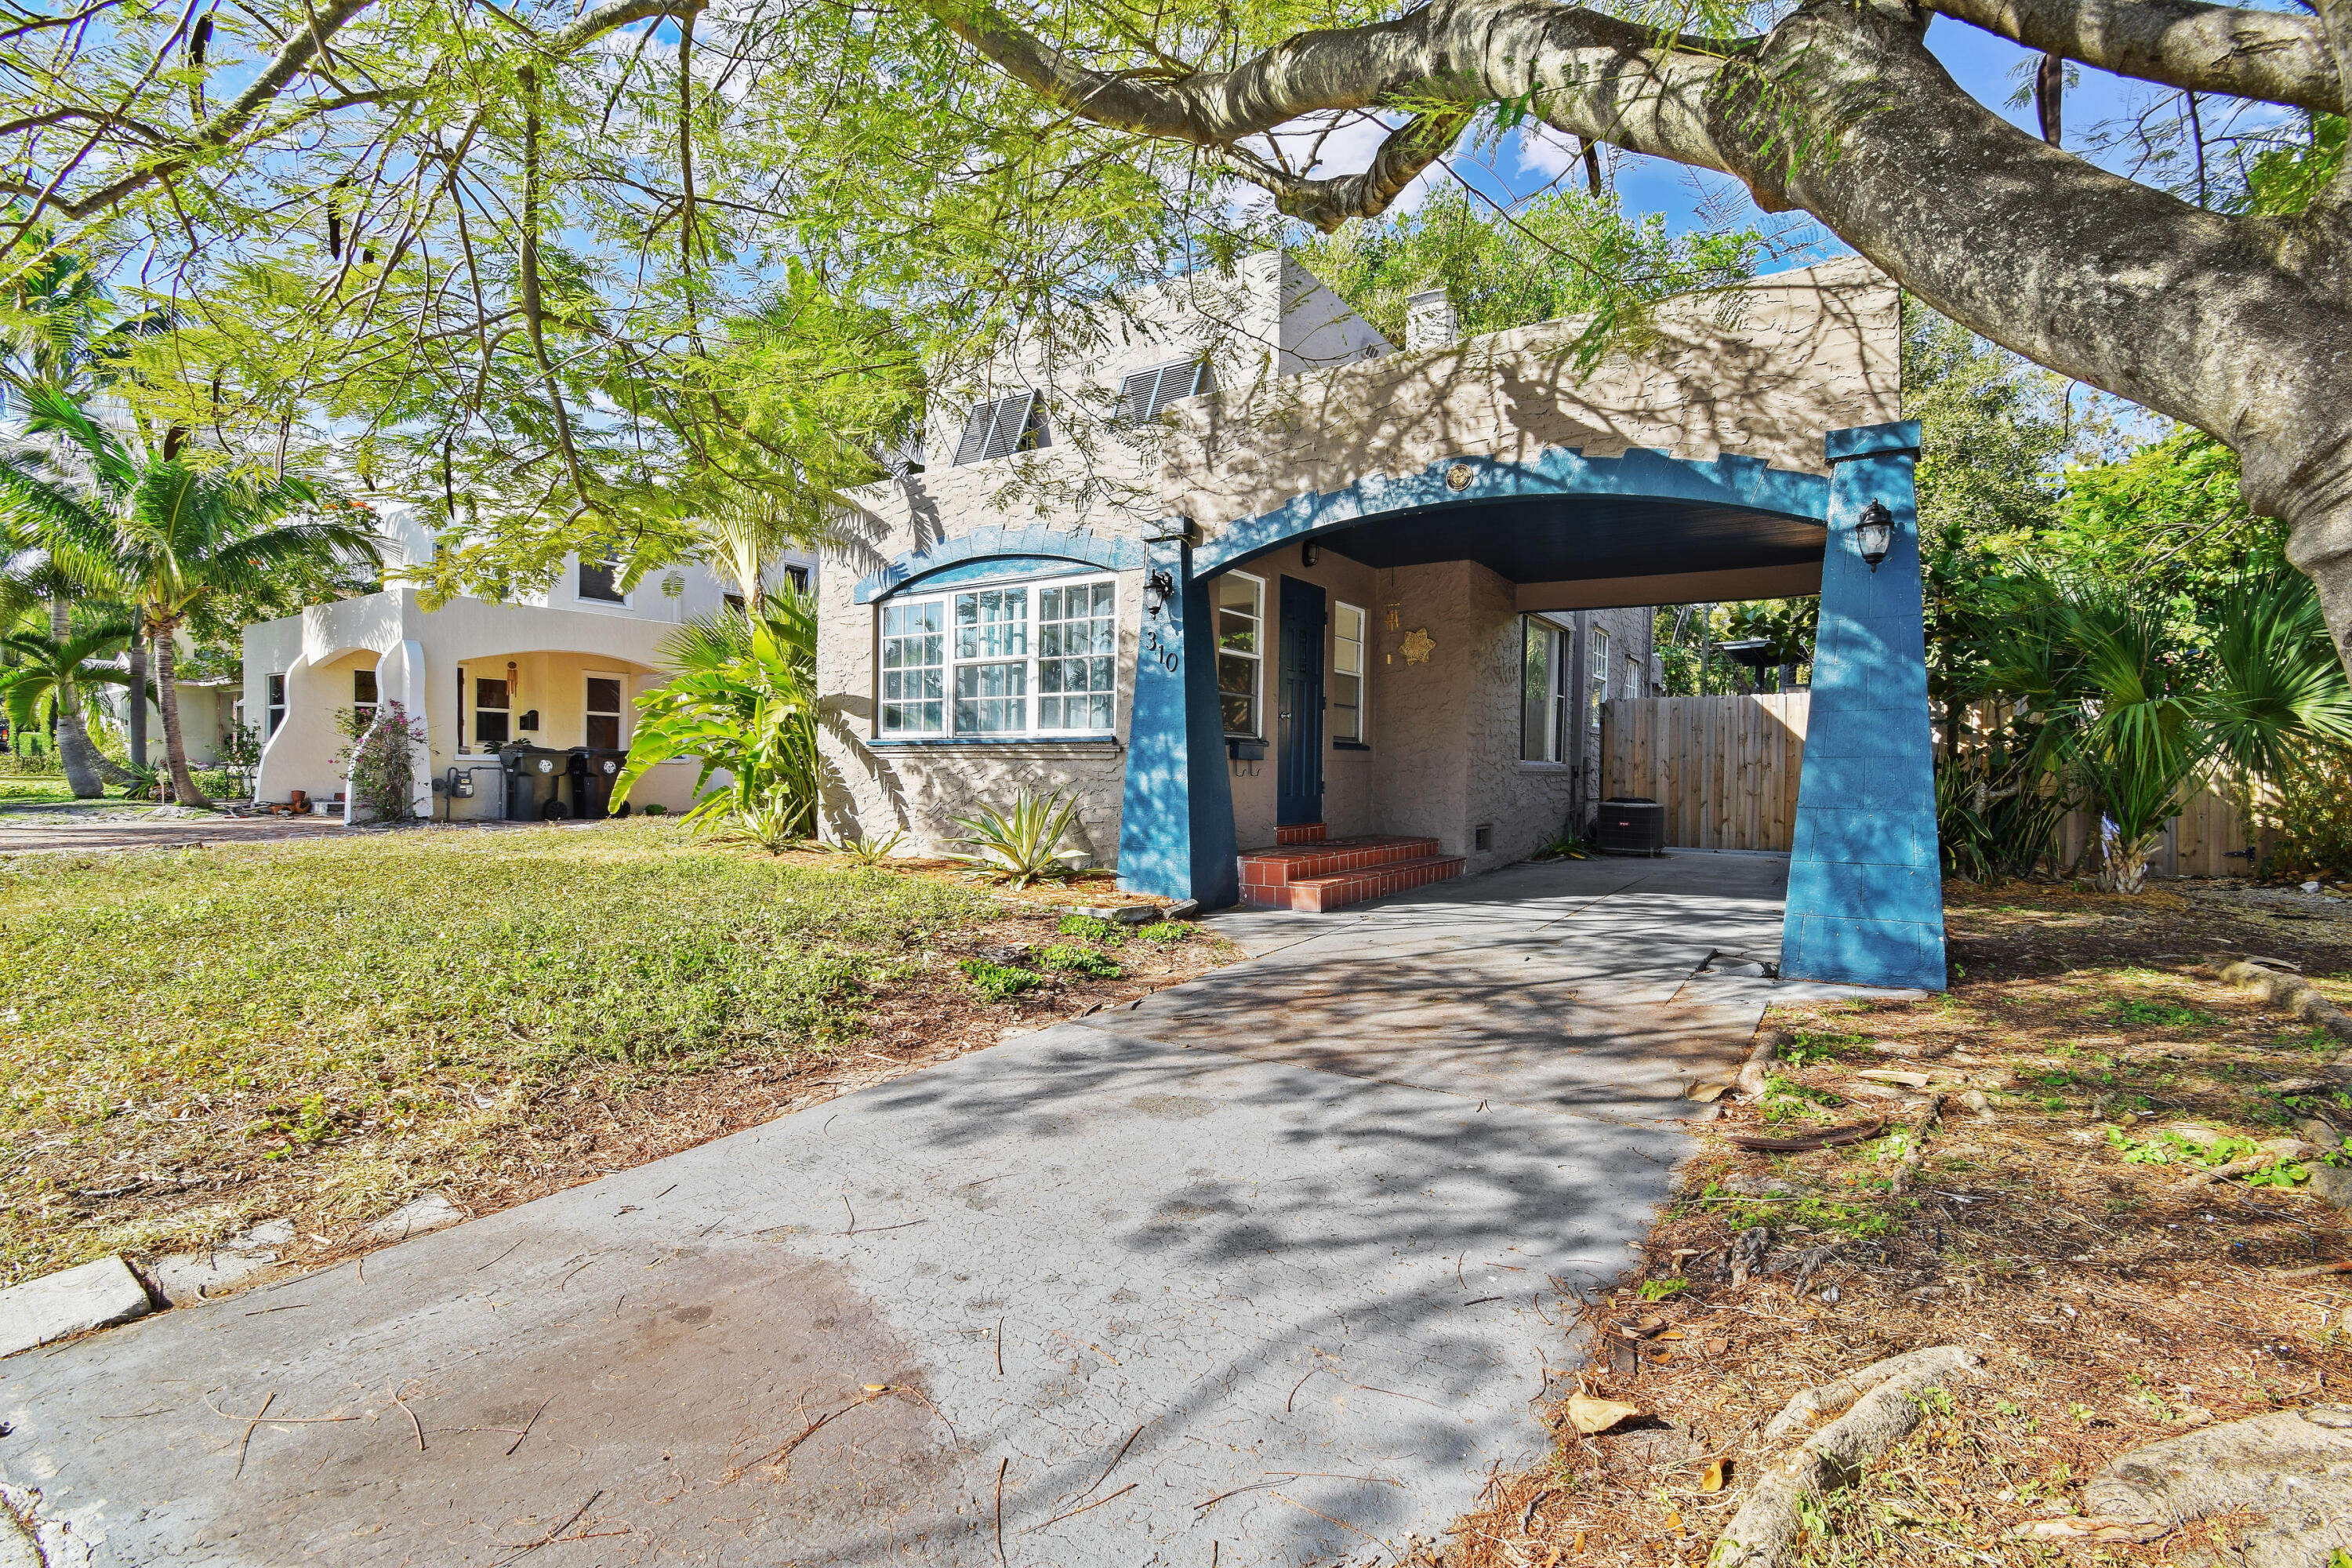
[1277, 576, 1325, 826]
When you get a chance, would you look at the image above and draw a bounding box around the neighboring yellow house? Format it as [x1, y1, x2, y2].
[242, 505, 812, 822]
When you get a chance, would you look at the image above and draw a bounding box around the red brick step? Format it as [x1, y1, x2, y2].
[1236, 834, 1462, 912]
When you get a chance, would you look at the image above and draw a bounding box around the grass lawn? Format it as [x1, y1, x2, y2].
[0, 776, 89, 804]
[0, 820, 1232, 1287]
[1449, 880, 2352, 1568]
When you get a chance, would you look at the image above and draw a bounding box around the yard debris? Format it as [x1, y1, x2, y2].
[1565, 1392, 1642, 1436]
[1854, 1069, 1931, 1089]
[1722, 1116, 1886, 1152]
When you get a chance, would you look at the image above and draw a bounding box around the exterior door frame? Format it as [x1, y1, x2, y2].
[1276, 575, 1326, 827]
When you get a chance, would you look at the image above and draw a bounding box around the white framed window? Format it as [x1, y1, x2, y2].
[1216, 572, 1264, 738]
[352, 668, 377, 728]
[1626, 653, 1642, 701]
[578, 556, 626, 604]
[877, 572, 1118, 738]
[1118, 360, 1214, 425]
[1332, 601, 1366, 743]
[266, 673, 286, 735]
[880, 600, 945, 734]
[1521, 616, 1570, 763]
[1036, 579, 1116, 731]
[584, 673, 627, 750]
[1589, 626, 1611, 724]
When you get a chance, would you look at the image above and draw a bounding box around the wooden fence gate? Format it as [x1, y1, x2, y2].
[1599, 691, 2259, 873]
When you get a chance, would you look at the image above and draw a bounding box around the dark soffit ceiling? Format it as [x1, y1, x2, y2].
[1306, 495, 1825, 584]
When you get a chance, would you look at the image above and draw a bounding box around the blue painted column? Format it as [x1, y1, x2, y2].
[1118, 532, 1240, 907]
[1779, 420, 1947, 991]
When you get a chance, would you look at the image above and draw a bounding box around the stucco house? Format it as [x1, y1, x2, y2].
[819, 253, 1688, 912]
[819, 249, 1945, 989]
[244, 503, 814, 821]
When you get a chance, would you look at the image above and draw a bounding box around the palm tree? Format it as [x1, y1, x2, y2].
[1984, 568, 2352, 891]
[0, 615, 133, 789]
[0, 385, 379, 807]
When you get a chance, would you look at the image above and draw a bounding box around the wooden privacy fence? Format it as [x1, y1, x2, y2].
[1599, 694, 1807, 852]
[1599, 691, 2260, 875]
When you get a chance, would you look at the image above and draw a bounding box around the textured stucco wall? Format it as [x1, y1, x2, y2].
[1164, 258, 1897, 539]
[819, 253, 1892, 880]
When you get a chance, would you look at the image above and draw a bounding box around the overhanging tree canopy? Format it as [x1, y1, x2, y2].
[12, 0, 2350, 655]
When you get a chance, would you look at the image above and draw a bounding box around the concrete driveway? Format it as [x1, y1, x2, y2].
[0, 853, 1803, 1567]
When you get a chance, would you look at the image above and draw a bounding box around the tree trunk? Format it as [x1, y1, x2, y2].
[46, 597, 107, 799]
[126, 622, 148, 770]
[153, 630, 210, 809]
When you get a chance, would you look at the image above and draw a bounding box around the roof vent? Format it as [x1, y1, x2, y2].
[1405, 289, 1457, 351]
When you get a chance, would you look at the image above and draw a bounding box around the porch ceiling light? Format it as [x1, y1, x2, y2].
[1853, 500, 1895, 572]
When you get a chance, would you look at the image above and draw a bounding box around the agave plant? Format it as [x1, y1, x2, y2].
[832, 828, 907, 866]
[721, 787, 807, 856]
[946, 789, 1089, 889]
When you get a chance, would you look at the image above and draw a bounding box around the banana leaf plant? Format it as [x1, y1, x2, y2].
[614, 587, 822, 841]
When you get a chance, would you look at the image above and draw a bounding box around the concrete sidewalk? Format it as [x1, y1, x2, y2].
[0, 854, 1808, 1567]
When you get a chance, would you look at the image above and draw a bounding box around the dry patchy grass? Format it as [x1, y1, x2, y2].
[1439, 879, 2352, 1568]
[0, 820, 1230, 1287]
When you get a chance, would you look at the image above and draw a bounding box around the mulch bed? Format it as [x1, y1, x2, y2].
[1432, 877, 2352, 1567]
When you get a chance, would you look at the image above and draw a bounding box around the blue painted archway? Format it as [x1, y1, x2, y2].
[1116, 424, 1946, 993]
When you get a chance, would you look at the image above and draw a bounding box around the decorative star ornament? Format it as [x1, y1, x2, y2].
[1400, 628, 1436, 666]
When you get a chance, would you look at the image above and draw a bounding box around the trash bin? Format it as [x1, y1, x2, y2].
[567, 747, 631, 820]
[499, 744, 571, 820]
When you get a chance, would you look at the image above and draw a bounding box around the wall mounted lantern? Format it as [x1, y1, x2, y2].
[1854, 500, 1895, 572]
[1142, 568, 1177, 618]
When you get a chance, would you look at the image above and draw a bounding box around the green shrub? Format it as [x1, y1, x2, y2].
[643, 803, 667, 815]
[959, 957, 1044, 1000]
[1038, 944, 1121, 978]
[0, 752, 63, 777]
[1057, 913, 1125, 944]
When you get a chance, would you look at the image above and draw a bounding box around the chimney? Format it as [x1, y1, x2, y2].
[1405, 288, 1457, 351]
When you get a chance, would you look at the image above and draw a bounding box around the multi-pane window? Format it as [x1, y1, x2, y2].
[1117, 360, 1214, 425]
[578, 557, 626, 604]
[1037, 580, 1116, 731]
[1522, 617, 1570, 763]
[586, 676, 625, 750]
[1626, 653, 1642, 702]
[954, 587, 1029, 733]
[880, 601, 946, 734]
[1589, 627, 1611, 724]
[474, 674, 511, 748]
[1331, 601, 1366, 743]
[878, 575, 1117, 738]
[352, 669, 378, 728]
[1216, 573, 1263, 737]
[267, 673, 286, 735]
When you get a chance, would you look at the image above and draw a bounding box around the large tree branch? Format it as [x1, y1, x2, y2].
[923, 0, 1715, 151]
[1926, 0, 2341, 114]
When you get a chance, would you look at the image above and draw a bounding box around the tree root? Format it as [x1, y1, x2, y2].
[1734, 1029, 1788, 1102]
[2217, 959, 2352, 1048]
[1710, 1346, 1980, 1568]
[2076, 1403, 2352, 1567]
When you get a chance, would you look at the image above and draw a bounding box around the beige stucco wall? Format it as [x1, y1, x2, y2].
[1163, 257, 1898, 542]
[818, 254, 1886, 878]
